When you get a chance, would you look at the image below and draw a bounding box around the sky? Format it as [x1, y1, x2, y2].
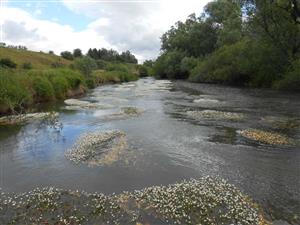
[0, 0, 210, 62]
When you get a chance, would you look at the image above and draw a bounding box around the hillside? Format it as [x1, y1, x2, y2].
[0, 48, 71, 69]
[0, 47, 141, 115]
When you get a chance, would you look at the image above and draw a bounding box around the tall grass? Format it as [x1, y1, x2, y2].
[0, 68, 86, 114]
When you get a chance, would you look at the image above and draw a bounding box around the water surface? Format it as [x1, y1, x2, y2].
[0, 78, 299, 224]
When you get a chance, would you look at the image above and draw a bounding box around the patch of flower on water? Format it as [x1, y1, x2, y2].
[193, 98, 220, 104]
[121, 107, 143, 116]
[64, 99, 111, 110]
[187, 110, 244, 121]
[101, 107, 144, 121]
[239, 129, 290, 145]
[65, 130, 128, 166]
[0, 112, 59, 125]
[0, 176, 264, 225]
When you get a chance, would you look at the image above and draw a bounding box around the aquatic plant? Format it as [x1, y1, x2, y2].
[239, 129, 290, 145]
[187, 109, 244, 121]
[65, 130, 127, 166]
[0, 177, 262, 225]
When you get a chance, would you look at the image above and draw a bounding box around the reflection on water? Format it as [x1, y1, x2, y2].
[0, 78, 299, 224]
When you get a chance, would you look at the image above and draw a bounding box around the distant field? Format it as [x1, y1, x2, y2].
[0, 48, 71, 69]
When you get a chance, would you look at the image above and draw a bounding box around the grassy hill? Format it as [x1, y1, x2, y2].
[0, 48, 140, 115]
[0, 48, 71, 69]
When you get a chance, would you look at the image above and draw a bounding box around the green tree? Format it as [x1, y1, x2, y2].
[60, 51, 74, 60]
[74, 56, 97, 76]
[73, 48, 83, 58]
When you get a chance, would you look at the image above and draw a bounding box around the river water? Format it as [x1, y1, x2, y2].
[0, 78, 299, 224]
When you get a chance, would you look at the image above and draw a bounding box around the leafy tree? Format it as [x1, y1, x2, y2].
[74, 56, 97, 76]
[73, 48, 83, 58]
[60, 51, 74, 60]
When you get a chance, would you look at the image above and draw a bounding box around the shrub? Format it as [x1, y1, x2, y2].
[50, 76, 69, 99]
[60, 51, 74, 60]
[0, 58, 17, 68]
[153, 51, 187, 79]
[0, 71, 31, 113]
[86, 78, 96, 89]
[30, 76, 55, 101]
[138, 65, 149, 77]
[180, 57, 198, 77]
[96, 60, 107, 69]
[106, 63, 130, 73]
[74, 56, 97, 76]
[92, 70, 138, 84]
[274, 59, 300, 91]
[22, 62, 32, 69]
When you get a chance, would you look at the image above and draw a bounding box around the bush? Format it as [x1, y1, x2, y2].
[96, 60, 107, 69]
[50, 76, 69, 99]
[106, 63, 130, 73]
[138, 65, 149, 77]
[30, 76, 55, 101]
[153, 51, 187, 79]
[0, 71, 31, 113]
[22, 62, 32, 69]
[189, 40, 254, 85]
[180, 57, 198, 77]
[0, 58, 17, 68]
[60, 51, 74, 60]
[74, 56, 97, 76]
[274, 59, 300, 91]
[92, 70, 138, 84]
[86, 78, 96, 89]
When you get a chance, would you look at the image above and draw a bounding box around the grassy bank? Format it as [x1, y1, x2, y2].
[0, 48, 139, 115]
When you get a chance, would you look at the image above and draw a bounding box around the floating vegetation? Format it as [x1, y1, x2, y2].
[65, 130, 128, 166]
[193, 98, 220, 104]
[122, 107, 143, 116]
[64, 99, 111, 110]
[0, 176, 262, 225]
[187, 110, 244, 121]
[261, 116, 300, 132]
[239, 129, 290, 145]
[0, 112, 59, 125]
[101, 107, 144, 121]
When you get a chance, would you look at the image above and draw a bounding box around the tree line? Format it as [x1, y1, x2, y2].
[150, 0, 300, 91]
[60, 48, 138, 64]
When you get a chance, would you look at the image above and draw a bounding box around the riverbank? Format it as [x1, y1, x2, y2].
[0, 67, 139, 116]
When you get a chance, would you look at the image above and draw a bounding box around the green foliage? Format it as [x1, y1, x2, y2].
[138, 65, 149, 77]
[60, 51, 74, 60]
[30, 76, 55, 101]
[73, 48, 83, 58]
[86, 78, 96, 89]
[87, 48, 138, 64]
[74, 56, 97, 77]
[274, 59, 300, 91]
[0, 58, 17, 68]
[92, 69, 138, 85]
[50, 76, 69, 99]
[0, 70, 31, 113]
[22, 62, 32, 69]
[96, 60, 107, 69]
[153, 51, 188, 79]
[153, 0, 300, 91]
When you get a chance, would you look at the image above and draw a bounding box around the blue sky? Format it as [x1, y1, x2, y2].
[1, 0, 210, 62]
[7, 0, 92, 30]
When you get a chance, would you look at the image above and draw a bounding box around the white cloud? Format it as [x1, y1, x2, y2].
[0, 7, 114, 55]
[62, 0, 210, 61]
[1, 0, 210, 62]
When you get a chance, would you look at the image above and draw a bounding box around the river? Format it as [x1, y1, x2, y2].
[0, 78, 299, 224]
